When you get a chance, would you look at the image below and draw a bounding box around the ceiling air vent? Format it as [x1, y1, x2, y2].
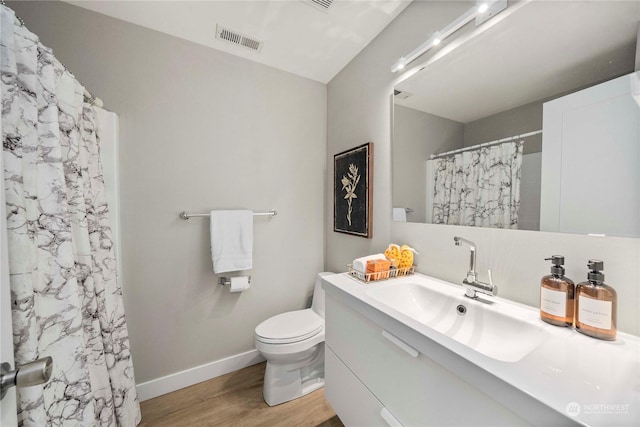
[394, 90, 413, 100]
[216, 25, 263, 53]
[304, 0, 334, 13]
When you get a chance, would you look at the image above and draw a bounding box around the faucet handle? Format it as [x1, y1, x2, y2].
[487, 269, 498, 296]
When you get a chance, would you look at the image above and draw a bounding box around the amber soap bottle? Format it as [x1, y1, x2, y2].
[540, 256, 575, 327]
[575, 260, 617, 341]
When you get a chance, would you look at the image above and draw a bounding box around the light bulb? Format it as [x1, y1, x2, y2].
[391, 58, 406, 73]
[432, 31, 442, 46]
[478, 2, 489, 13]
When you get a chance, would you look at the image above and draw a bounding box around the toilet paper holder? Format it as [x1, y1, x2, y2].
[219, 276, 251, 286]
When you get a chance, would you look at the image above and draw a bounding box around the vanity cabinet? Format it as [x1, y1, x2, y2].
[325, 348, 386, 426]
[323, 273, 636, 426]
[325, 294, 529, 426]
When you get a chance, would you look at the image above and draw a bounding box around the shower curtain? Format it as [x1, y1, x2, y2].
[431, 141, 523, 228]
[1, 6, 140, 426]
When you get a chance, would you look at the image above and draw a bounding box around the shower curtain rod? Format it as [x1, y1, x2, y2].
[430, 129, 542, 159]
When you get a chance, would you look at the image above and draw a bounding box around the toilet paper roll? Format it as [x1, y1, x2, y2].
[229, 276, 250, 293]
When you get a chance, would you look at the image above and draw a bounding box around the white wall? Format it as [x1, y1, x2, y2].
[9, 1, 326, 384]
[328, 0, 640, 335]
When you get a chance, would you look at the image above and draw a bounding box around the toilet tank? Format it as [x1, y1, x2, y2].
[311, 272, 333, 318]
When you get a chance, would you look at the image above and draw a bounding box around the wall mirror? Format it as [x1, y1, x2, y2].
[392, 0, 639, 237]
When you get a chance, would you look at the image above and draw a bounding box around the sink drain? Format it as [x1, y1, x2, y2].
[456, 304, 467, 315]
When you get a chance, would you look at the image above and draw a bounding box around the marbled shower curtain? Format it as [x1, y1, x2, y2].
[1, 6, 140, 426]
[432, 141, 523, 228]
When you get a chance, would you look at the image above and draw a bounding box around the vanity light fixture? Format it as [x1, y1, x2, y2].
[432, 31, 442, 46]
[391, 0, 503, 73]
[391, 57, 406, 73]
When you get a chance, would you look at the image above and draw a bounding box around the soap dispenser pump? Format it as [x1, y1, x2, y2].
[575, 260, 617, 341]
[540, 255, 575, 327]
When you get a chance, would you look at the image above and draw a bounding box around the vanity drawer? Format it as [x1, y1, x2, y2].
[325, 347, 391, 426]
[326, 294, 529, 426]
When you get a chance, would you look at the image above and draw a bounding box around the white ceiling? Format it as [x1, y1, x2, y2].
[64, 0, 411, 83]
[395, 0, 639, 123]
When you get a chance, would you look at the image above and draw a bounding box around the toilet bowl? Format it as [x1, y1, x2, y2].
[254, 272, 333, 406]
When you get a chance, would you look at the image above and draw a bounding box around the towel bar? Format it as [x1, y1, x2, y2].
[180, 210, 277, 220]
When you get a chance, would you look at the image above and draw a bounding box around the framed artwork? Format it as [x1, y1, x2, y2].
[334, 142, 373, 238]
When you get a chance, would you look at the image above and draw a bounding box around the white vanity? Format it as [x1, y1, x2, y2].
[322, 273, 640, 426]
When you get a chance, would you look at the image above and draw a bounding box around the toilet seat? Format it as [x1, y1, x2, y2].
[255, 309, 323, 344]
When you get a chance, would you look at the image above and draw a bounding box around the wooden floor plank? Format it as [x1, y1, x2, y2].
[139, 362, 343, 427]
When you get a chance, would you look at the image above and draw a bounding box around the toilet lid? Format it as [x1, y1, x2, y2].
[255, 309, 323, 344]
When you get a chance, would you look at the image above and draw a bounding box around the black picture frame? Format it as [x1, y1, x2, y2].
[334, 142, 373, 238]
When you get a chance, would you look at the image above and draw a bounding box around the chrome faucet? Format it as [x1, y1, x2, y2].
[453, 237, 498, 299]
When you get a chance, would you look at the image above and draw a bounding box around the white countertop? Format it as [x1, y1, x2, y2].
[323, 272, 640, 427]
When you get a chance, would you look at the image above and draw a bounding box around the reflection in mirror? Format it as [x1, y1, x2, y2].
[392, 0, 639, 237]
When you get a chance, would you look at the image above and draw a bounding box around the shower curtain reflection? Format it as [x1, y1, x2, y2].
[431, 141, 523, 228]
[1, 5, 140, 426]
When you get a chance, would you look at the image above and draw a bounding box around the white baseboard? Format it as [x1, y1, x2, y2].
[136, 349, 266, 402]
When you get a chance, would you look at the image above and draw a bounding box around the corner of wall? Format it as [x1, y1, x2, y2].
[635, 22, 640, 71]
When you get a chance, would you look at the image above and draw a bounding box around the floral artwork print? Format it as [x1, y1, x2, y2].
[334, 143, 373, 238]
[341, 164, 360, 226]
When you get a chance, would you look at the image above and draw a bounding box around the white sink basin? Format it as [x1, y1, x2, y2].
[366, 280, 549, 362]
[324, 272, 640, 426]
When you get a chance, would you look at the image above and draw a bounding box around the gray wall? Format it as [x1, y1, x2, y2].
[519, 153, 542, 231]
[9, 1, 326, 383]
[327, 0, 639, 335]
[636, 23, 640, 71]
[392, 105, 463, 223]
[327, 0, 471, 270]
[463, 100, 543, 154]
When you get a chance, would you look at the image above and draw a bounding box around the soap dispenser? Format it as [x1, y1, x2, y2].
[575, 260, 617, 341]
[540, 256, 575, 327]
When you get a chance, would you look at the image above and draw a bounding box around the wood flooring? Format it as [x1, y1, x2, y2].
[139, 362, 344, 427]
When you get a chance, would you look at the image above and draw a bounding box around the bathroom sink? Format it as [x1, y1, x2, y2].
[325, 272, 640, 427]
[366, 280, 549, 363]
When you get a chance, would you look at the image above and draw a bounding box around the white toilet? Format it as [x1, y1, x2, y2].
[254, 272, 333, 406]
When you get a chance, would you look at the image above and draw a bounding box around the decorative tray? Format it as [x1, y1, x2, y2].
[347, 264, 415, 283]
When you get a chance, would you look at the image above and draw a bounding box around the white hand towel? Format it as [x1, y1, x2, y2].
[210, 210, 253, 274]
[353, 254, 386, 273]
[393, 207, 407, 222]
